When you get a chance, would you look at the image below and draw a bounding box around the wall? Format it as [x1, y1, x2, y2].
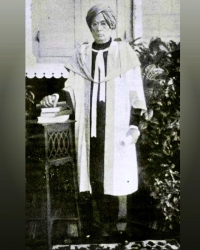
[140, 0, 180, 45]
[26, 0, 180, 73]
[30, 0, 133, 64]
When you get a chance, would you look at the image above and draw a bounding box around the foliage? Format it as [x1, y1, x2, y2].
[26, 85, 35, 118]
[152, 169, 180, 229]
[130, 37, 180, 231]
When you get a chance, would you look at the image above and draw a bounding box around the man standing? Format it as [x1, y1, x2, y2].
[40, 4, 147, 242]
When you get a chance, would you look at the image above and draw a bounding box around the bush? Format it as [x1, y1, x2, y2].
[130, 37, 180, 232]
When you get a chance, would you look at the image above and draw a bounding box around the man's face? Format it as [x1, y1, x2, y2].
[90, 13, 112, 44]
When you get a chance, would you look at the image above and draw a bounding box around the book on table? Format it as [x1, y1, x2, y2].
[37, 115, 70, 124]
[39, 102, 68, 113]
[40, 109, 72, 117]
[37, 101, 72, 124]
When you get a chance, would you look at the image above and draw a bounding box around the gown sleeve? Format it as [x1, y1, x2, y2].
[128, 65, 147, 127]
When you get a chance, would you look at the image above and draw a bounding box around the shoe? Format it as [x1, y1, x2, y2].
[101, 223, 111, 237]
[116, 218, 127, 231]
[114, 230, 129, 245]
[83, 224, 104, 244]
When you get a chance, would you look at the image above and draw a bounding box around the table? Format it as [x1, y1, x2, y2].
[26, 120, 82, 249]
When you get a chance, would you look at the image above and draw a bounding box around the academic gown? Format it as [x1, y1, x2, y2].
[63, 40, 147, 196]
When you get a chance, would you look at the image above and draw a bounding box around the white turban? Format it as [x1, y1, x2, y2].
[86, 4, 117, 30]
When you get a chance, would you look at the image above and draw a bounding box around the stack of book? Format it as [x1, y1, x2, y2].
[37, 102, 72, 124]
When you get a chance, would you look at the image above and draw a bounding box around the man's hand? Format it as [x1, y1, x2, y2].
[40, 94, 59, 108]
[121, 126, 140, 146]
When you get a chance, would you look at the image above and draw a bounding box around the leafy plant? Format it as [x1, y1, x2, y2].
[26, 85, 35, 118]
[130, 37, 180, 232]
[152, 169, 180, 230]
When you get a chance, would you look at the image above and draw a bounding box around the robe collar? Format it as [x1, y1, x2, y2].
[92, 37, 112, 50]
[65, 40, 141, 82]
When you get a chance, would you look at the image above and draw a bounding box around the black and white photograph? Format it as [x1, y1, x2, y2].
[25, 1, 180, 249]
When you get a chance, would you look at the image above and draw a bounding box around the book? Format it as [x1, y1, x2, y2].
[37, 115, 70, 124]
[40, 105, 67, 113]
[36, 101, 68, 113]
[40, 109, 72, 117]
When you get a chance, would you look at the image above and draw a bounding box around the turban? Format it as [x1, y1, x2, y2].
[86, 4, 117, 30]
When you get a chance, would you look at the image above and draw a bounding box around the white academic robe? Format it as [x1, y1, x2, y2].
[63, 41, 147, 196]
